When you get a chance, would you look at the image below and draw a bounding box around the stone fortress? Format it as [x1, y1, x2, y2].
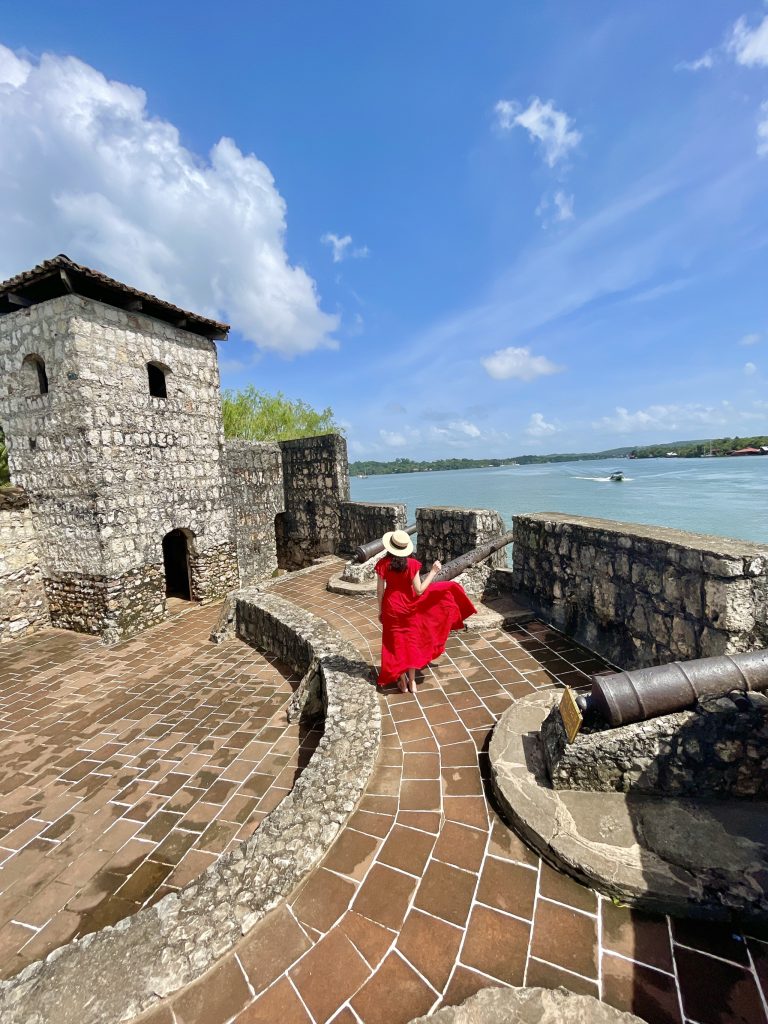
[0, 255, 352, 645]
[2, 256, 768, 1024]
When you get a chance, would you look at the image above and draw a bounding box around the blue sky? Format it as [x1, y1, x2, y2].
[1, 2, 767, 458]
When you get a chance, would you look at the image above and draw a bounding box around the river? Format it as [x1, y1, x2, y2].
[350, 457, 768, 545]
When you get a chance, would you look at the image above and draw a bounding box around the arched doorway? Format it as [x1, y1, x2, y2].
[162, 530, 191, 600]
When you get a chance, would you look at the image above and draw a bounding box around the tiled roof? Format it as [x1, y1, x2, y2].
[0, 255, 229, 340]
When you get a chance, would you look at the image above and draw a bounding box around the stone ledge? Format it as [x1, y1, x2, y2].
[0, 589, 380, 1024]
[409, 985, 645, 1023]
[490, 692, 768, 924]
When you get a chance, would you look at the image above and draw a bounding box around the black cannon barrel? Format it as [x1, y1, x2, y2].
[433, 530, 514, 583]
[354, 523, 417, 564]
[581, 648, 768, 727]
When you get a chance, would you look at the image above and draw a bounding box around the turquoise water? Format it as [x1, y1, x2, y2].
[350, 458, 768, 545]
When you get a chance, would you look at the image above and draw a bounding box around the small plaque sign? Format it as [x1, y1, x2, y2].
[559, 687, 583, 744]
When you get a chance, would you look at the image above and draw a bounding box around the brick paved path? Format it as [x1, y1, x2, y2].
[0, 604, 315, 979]
[2, 565, 768, 1024]
[138, 565, 768, 1024]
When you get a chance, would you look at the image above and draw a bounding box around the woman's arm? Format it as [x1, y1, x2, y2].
[412, 560, 442, 596]
[377, 576, 385, 618]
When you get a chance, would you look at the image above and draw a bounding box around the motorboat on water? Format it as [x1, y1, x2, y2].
[609, 470, 624, 482]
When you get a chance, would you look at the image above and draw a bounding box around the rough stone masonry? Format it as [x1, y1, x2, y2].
[0, 260, 353, 644]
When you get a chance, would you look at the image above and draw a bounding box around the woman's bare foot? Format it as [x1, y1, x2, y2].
[408, 670, 417, 695]
[398, 674, 408, 693]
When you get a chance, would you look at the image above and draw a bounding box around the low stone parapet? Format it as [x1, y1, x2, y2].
[339, 500, 406, 554]
[417, 506, 508, 569]
[0, 588, 380, 1024]
[512, 513, 768, 669]
[542, 691, 768, 798]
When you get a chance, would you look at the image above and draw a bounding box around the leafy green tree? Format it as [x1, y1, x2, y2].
[221, 386, 344, 442]
[0, 426, 9, 486]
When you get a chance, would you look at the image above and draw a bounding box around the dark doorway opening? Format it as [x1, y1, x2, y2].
[162, 530, 191, 599]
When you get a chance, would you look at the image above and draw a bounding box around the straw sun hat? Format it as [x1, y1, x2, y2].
[381, 529, 414, 557]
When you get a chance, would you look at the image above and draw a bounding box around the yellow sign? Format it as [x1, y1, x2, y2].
[559, 687, 583, 744]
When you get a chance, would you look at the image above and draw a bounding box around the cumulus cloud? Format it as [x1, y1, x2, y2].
[744, 361, 757, 375]
[495, 97, 581, 167]
[727, 14, 768, 67]
[593, 402, 737, 434]
[525, 413, 557, 437]
[0, 44, 338, 355]
[321, 232, 369, 263]
[740, 332, 762, 346]
[379, 429, 409, 447]
[482, 346, 564, 382]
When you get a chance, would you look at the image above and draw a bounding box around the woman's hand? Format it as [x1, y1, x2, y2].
[431, 560, 442, 574]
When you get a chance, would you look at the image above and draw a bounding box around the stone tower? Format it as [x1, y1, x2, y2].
[0, 255, 239, 643]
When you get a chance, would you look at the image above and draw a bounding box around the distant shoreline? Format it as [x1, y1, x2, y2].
[350, 435, 768, 477]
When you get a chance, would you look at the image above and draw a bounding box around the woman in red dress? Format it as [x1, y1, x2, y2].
[376, 529, 477, 694]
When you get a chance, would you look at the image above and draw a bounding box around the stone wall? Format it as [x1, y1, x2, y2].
[223, 440, 284, 585]
[543, 691, 768, 799]
[0, 487, 50, 642]
[512, 513, 768, 669]
[338, 500, 406, 554]
[277, 433, 350, 570]
[45, 565, 166, 645]
[0, 294, 238, 641]
[417, 506, 508, 568]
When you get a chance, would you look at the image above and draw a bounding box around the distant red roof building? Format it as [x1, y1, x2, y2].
[729, 447, 763, 456]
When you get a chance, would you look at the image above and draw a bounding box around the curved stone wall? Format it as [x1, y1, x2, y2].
[0, 590, 380, 1024]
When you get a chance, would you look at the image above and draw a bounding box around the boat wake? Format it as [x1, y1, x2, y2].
[574, 475, 633, 483]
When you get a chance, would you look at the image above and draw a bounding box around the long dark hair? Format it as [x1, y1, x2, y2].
[389, 555, 408, 573]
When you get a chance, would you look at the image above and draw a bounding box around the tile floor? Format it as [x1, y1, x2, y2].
[0, 602, 316, 979]
[3, 564, 767, 1024]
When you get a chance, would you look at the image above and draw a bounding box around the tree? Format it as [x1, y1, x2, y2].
[0, 426, 9, 486]
[221, 386, 344, 442]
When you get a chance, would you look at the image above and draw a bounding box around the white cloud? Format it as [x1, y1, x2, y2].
[525, 413, 557, 437]
[321, 232, 369, 263]
[553, 191, 574, 222]
[744, 361, 757, 375]
[536, 190, 575, 226]
[758, 101, 768, 157]
[379, 425, 422, 448]
[676, 52, 715, 72]
[593, 402, 737, 434]
[0, 45, 338, 356]
[728, 15, 768, 67]
[494, 97, 581, 167]
[740, 332, 762, 346]
[379, 429, 409, 447]
[482, 346, 564, 381]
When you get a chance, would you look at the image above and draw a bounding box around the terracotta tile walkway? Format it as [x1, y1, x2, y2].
[3, 565, 768, 1024]
[0, 603, 315, 979]
[137, 564, 768, 1024]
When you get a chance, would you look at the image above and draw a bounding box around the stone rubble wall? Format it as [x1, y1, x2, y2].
[542, 692, 768, 798]
[45, 565, 166, 644]
[277, 433, 350, 570]
[0, 589, 380, 1024]
[417, 506, 508, 569]
[338, 500, 406, 554]
[512, 513, 768, 669]
[0, 488, 50, 642]
[0, 295, 238, 641]
[223, 440, 285, 586]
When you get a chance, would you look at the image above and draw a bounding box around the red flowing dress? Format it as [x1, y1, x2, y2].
[376, 555, 477, 687]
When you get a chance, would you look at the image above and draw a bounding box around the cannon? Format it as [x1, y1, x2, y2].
[432, 530, 514, 583]
[577, 648, 768, 727]
[354, 523, 417, 564]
